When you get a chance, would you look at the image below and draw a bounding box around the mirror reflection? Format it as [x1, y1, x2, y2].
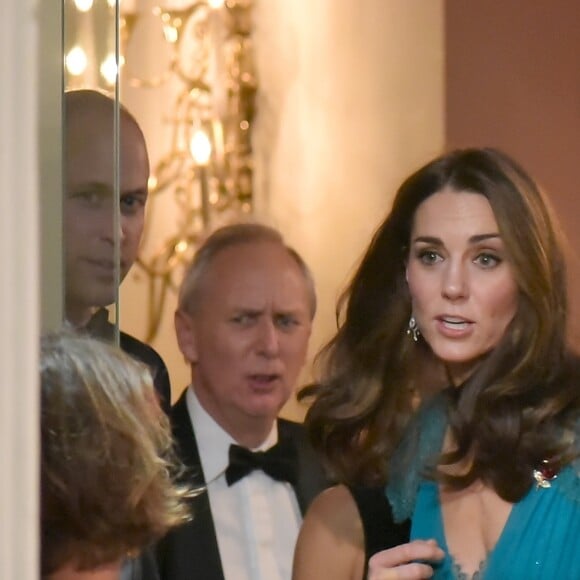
[62, 0, 123, 337]
[64, 0, 119, 91]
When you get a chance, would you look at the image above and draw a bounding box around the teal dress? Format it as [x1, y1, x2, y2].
[386, 393, 580, 579]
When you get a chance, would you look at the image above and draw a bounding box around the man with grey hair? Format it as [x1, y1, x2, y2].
[156, 223, 329, 580]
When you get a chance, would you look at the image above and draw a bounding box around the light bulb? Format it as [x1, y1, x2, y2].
[148, 175, 158, 191]
[163, 25, 178, 44]
[100, 54, 124, 85]
[74, 0, 94, 12]
[175, 240, 189, 254]
[65, 46, 88, 76]
[190, 130, 212, 165]
[208, 0, 224, 8]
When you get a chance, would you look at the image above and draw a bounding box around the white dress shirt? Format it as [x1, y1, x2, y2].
[186, 386, 303, 580]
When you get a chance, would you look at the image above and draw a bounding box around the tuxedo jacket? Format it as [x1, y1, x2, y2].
[85, 309, 172, 415]
[155, 390, 332, 580]
[118, 329, 171, 416]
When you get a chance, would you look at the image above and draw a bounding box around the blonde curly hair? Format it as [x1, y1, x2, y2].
[41, 331, 191, 575]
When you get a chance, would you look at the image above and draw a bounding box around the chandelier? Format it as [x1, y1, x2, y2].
[122, 0, 256, 340]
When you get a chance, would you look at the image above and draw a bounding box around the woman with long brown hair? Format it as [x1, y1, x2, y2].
[294, 148, 580, 579]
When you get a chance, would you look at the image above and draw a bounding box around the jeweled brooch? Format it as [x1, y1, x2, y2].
[533, 459, 558, 489]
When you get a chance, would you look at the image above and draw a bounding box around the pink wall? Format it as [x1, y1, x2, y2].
[445, 0, 580, 343]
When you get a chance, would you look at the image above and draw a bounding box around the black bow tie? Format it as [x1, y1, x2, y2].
[225, 439, 298, 487]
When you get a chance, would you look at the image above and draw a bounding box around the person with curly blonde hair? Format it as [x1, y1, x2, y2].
[41, 332, 191, 580]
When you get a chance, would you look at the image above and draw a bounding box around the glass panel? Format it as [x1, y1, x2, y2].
[62, 0, 122, 343]
[39, 0, 64, 332]
[64, 0, 119, 93]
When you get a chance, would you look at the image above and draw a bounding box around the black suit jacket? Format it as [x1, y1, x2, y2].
[156, 389, 331, 580]
[85, 309, 172, 415]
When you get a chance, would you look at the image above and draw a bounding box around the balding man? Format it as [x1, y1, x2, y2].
[156, 223, 330, 580]
[63, 89, 170, 415]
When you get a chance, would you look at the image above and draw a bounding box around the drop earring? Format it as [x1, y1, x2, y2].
[407, 316, 420, 342]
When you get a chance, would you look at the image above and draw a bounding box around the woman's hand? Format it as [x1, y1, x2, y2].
[367, 539, 445, 579]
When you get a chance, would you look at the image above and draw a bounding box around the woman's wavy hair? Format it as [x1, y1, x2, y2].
[41, 331, 191, 576]
[303, 147, 579, 499]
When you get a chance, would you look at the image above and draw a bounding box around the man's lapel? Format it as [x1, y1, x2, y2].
[163, 392, 225, 580]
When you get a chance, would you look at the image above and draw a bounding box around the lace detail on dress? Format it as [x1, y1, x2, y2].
[451, 557, 487, 580]
[386, 392, 449, 522]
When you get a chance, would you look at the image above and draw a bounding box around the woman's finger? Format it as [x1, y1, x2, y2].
[368, 540, 445, 579]
[369, 561, 436, 579]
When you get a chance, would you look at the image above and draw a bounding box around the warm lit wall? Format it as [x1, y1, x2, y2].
[120, 0, 446, 419]
[445, 0, 580, 344]
[252, 0, 445, 418]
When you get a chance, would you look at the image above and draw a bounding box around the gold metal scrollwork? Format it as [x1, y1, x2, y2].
[121, 0, 256, 341]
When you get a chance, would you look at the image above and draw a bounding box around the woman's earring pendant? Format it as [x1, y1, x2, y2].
[407, 316, 420, 342]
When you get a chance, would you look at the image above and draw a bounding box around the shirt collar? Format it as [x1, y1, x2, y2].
[185, 386, 278, 483]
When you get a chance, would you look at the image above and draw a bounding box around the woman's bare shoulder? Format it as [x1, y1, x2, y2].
[293, 485, 365, 580]
[307, 485, 363, 536]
